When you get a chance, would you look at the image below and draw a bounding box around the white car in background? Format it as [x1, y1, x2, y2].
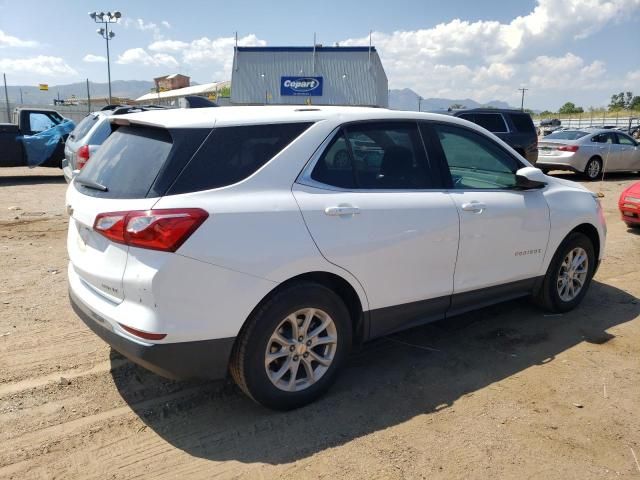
[66, 106, 606, 410]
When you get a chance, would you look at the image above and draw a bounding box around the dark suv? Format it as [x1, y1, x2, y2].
[452, 109, 538, 163]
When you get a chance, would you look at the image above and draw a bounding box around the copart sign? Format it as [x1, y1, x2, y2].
[280, 76, 323, 96]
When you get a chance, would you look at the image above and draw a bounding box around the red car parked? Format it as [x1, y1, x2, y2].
[619, 181, 640, 227]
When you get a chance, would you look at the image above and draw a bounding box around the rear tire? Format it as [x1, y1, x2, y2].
[532, 232, 596, 313]
[583, 157, 602, 181]
[230, 282, 352, 410]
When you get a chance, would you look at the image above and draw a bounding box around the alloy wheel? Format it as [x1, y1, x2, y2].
[264, 308, 337, 392]
[556, 247, 589, 302]
[587, 160, 601, 179]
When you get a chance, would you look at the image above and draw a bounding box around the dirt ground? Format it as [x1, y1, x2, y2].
[0, 166, 639, 479]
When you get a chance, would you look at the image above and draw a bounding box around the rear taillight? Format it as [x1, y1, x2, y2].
[93, 208, 209, 252]
[557, 145, 579, 152]
[77, 145, 90, 169]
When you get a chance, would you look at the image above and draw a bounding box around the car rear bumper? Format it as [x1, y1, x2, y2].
[69, 288, 235, 380]
[533, 159, 581, 173]
[61, 158, 73, 183]
[619, 204, 640, 224]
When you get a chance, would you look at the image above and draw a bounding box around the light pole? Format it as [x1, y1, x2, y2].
[418, 95, 423, 112]
[89, 11, 121, 105]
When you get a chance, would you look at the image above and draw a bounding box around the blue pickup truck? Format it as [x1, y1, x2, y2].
[0, 108, 74, 168]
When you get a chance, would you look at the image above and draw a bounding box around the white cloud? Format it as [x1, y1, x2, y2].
[0, 56, 77, 76]
[529, 53, 607, 90]
[148, 34, 266, 80]
[116, 48, 179, 68]
[0, 29, 37, 48]
[148, 39, 188, 52]
[82, 54, 107, 63]
[135, 19, 157, 31]
[339, 0, 639, 107]
[122, 17, 166, 40]
[625, 70, 640, 88]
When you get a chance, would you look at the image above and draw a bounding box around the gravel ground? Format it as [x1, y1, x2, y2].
[0, 166, 639, 479]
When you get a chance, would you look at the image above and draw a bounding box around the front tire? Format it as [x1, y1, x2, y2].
[533, 232, 596, 313]
[583, 157, 602, 181]
[230, 282, 352, 410]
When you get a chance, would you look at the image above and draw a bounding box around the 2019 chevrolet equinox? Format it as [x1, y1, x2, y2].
[67, 106, 606, 410]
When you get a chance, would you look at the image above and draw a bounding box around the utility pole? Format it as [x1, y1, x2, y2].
[86, 79, 91, 114]
[518, 87, 528, 112]
[3, 73, 10, 123]
[418, 95, 423, 112]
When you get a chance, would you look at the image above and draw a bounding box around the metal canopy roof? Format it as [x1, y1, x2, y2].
[135, 81, 230, 103]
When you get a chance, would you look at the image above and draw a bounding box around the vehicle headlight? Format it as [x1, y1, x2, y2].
[624, 196, 640, 203]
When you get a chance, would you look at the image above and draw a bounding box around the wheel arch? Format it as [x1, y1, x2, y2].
[587, 154, 603, 168]
[236, 271, 367, 347]
[569, 222, 600, 262]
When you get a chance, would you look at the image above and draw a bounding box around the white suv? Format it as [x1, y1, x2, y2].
[66, 106, 606, 410]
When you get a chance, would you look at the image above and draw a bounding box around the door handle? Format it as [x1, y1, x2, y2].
[325, 206, 360, 216]
[461, 201, 487, 213]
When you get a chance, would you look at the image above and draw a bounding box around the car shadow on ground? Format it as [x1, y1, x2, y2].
[0, 174, 66, 187]
[110, 280, 639, 464]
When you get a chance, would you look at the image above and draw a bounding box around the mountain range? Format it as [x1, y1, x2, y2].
[2, 80, 155, 104]
[2, 81, 515, 111]
[388, 88, 514, 111]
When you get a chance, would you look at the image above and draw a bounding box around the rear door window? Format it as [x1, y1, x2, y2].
[592, 133, 616, 144]
[310, 133, 355, 189]
[167, 123, 313, 195]
[311, 122, 433, 190]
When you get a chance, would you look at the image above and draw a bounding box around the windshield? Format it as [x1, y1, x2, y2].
[545, 130, 588, 140]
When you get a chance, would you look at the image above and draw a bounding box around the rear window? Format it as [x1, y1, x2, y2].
[71, 114, 100, 140]
[167, 122, 313, 195]
[546, 130, 589, 140]
[75, 126, 173, 198]
[509, 113, 535, 133]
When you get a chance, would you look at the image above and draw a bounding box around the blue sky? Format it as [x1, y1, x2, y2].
[0, 0, 639, 109]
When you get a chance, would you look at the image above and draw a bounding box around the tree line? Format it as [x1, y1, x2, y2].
[543, 91, 640, 116]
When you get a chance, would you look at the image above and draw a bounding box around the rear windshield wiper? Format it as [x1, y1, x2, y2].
[76, 179, 109, 192]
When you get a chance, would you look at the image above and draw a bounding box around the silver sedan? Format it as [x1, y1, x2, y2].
[535, 128, 640, 180]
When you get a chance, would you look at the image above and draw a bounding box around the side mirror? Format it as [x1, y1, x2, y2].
[515, 166, 547, 190]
